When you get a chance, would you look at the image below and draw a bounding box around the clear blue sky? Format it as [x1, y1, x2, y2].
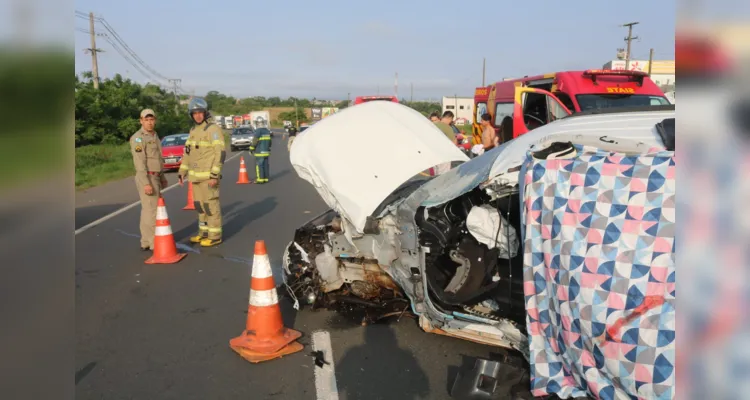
[74, 0, 676, 100]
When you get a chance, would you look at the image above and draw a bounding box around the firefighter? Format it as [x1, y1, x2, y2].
[178, 97, 225, 246]
[130, 108, 168, 251]
[250, 127, 272, 183]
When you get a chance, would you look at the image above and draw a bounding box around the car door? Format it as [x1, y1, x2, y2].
[512, 87, 572, 139]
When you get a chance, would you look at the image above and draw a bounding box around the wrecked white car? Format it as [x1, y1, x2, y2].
[283, 100, 676, 398]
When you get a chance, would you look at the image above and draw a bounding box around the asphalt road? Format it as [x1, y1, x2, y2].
[75, 130, 510, 400]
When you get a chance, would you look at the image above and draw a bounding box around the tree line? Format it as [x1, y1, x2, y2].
[75, 73, 444, 147]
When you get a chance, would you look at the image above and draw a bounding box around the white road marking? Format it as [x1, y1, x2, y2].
[312, 330, 339, 400]
[74, 151, 244, 235]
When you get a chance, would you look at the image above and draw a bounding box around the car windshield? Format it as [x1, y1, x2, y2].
[232, 128, 253, 135]
[575, 94, 671, 111]
[161, 135, 188, 146]
[299, 126, 309, 132]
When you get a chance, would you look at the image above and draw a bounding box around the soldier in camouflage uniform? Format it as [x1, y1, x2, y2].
[178, 98, 226, 246]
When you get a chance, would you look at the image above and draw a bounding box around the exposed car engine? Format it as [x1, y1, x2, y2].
[283, 211, 411, 324]
[283, 181, 527, 326]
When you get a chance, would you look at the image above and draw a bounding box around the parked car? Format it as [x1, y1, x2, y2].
[160, 133, 189, 171]
[230, 127, 255, 151]
[283, 101, 676, 399]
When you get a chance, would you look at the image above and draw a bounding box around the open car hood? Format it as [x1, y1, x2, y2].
[290, 101, 469, 233]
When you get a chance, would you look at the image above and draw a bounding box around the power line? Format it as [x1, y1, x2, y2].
[76, 10, 177, 86]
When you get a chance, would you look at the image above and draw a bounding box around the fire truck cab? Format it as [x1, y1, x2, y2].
[473, 69, 671, 143]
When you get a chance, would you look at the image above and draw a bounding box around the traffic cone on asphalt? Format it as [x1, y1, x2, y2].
[145, 197, 188, 265]
[229, 240, 303, 363]
[182, 181, 195, 210]
[237, 156, 251, 184]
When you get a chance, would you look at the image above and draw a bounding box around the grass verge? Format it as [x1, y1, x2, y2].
[75, 144, 134, 190]
[76, 132, 232, 190]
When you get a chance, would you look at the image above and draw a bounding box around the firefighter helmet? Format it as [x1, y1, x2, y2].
[187, 97, 209, 115]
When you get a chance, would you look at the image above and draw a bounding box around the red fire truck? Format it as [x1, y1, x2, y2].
[473, 69, 670, 143]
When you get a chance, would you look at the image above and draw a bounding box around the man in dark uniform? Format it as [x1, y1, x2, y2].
[250, 127, 272, 183]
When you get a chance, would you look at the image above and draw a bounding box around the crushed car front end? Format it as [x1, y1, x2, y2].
[282, 101, 676, 364]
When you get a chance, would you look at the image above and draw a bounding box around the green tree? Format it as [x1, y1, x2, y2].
[75, 73, 190, 146]
[278, 108, 309, 125]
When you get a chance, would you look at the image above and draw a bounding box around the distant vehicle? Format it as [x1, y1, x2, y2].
[160, 133, 189, 170]
[353, 95, 399, 105]
[230, 127, 255, 152]
[224, 116, 234, 129]
[213, 115, 224, 128]
[250, 111, 271, 129]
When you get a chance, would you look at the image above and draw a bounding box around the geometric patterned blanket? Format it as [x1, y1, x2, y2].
[520, 144, 676, 399]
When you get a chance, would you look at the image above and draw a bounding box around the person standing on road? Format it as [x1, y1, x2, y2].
[286, 126, 297, 152]
[178, 97, 225, 247]
[250, 127, 272, 183]
[432, 111, 458, 175]
[130, 108, 168, 251]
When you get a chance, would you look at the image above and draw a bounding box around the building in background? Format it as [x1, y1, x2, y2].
[602, 59, 675, 91]
[441, 96, 474, 124]
[311, 107, 323, 121]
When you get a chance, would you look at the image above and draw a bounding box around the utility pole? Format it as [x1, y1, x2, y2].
[347, 92, 350, 107]
[168, 79, 181, 112]
[621, 21, 639, 70]
[410, 83, 413, 103]
[647, 48, 654, 76]
[394, 72, 398, 99]
[84, 12, 102, 89]
[294, 99, 299, 128]
[482, 58, 486, 86]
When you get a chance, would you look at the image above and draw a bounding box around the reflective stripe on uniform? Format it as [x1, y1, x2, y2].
[249, 288, 278, 307]
[179, 164, 189, 171]
[199, 225, 209, 231]
[259, 136, 271, 141]
[255, 153, 269, 157]
[188, 170, 212, 178]
[208, 227, 222, 233]
[211, 140, 223, 146]
[186, 139, 213, 147]
[210, 166, 221, 174]
[155, 225, 172, 236]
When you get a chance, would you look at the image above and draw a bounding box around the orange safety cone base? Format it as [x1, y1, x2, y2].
[229, 326, 302, 355]
[237, 157, 251, 184]
[230, 339, 304, 363]
[145, 251, 187, 265]
[182, 204, 196, 210]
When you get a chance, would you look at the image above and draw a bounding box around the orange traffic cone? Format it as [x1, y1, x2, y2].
[145, 197, 188, 265]
[237, 156, 251, 184]
[182, 181, 195, 210]
[229, 240, 303, 363]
